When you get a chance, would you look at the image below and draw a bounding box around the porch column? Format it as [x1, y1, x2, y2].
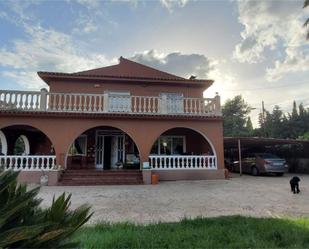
[56, 152, 66, 169]
[134, 140, 153, 184]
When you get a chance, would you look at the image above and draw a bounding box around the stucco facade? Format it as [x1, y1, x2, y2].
[0, 57, 224, 185]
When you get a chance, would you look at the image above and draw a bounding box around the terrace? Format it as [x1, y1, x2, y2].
[0, 89, 221, 117]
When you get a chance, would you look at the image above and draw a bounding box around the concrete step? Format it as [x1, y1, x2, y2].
[59, 169, 143, 185]
[63, 170, 141, 175]
[58, 180, 144, 186]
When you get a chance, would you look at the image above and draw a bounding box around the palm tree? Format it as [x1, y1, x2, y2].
[305, 0, 309, 39]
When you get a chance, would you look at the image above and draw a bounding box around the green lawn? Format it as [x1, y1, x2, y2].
[72, 216, 309, 248]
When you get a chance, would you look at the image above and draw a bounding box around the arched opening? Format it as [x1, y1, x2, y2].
[66, 126, 140, 170]
[1, 125, 55, 156]
[0, 125, 56, 171]
[150, 127, 215, 156]
[149, 127, 217, 169]
[13, 135, 30, 155]
[0, 130, 8, 155]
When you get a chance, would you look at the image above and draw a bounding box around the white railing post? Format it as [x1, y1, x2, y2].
[40, 88, 48, 111]
[103, 92, 109, 112]
[214, 93, 221, 115]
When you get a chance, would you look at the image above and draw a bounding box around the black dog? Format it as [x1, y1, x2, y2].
[290, 176, 301, 194]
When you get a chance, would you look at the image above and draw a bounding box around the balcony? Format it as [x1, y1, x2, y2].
[0, 89, 221, 117]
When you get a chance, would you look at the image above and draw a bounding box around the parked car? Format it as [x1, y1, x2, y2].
[230, 153, 288, 176]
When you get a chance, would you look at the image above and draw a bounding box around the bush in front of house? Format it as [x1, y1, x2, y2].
[0, 171, 93, 249]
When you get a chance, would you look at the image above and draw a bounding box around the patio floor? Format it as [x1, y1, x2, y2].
[38, 173, 309, 224]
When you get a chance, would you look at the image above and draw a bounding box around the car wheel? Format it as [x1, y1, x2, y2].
[251, 166, 259, 176]
[276, 173, 284, 176]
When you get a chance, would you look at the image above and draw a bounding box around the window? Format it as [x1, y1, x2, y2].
[151, 136, 185, 155]
[13, 135, 30, 155]
[69, 135, 87, 156]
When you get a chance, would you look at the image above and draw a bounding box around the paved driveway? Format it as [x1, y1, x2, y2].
[38, 173, 309, 224]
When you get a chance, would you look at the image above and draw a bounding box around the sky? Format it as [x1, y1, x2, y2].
[0, 0, 308, 126]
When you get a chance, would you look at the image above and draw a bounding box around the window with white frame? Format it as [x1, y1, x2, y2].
[150, 136, 185, 155]
[69, 135, 87, 156]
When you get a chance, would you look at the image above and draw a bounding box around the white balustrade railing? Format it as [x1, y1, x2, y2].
[0, 155, 57, 171]
[47, 92, 104, 113]
[0, 90, 42, 111]
[149, 155, 217, 170]
[132, 96, 160, 113]
[0, 89, 221, 116]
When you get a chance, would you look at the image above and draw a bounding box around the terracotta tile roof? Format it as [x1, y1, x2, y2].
[38, 57, 213, 86]
[74, 57, 185, 80]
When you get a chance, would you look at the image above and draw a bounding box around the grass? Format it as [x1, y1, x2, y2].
[71, 216, 309, 248]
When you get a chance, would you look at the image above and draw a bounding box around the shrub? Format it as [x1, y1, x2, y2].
[0, 171, 93, 248]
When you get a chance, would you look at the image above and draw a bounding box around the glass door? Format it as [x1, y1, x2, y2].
[95, 134, 104, 169]
[160, 93, 184, 113]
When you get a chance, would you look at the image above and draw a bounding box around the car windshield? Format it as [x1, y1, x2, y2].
[256, 153, 279, 159]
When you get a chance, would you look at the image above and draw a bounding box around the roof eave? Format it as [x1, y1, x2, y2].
[37, 72, 213, 87]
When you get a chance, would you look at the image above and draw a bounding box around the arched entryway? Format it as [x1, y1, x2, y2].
[0, 125, 56, 171]
[149, 127, 217, 170]
[66, 126, 141, 170]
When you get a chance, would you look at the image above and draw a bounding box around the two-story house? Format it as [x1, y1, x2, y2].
[0, 57, 224, 185]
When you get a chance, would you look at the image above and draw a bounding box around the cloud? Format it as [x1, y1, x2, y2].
[75, 0, 101, 9]
[266, 46, 309, 82]
[233, 0, 309, 81]
[159, 0, 190, 12]
[130, 50, 237, 101]
[73, 13, 98, 34]
[130, 49, 212, 79]
[0, 25, 116, 89]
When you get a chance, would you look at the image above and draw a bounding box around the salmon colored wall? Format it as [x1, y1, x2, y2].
[0, 115, 224, 171]
[49, 80, 206, 98]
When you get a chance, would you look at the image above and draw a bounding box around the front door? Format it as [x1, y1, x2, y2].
[95, 131, 125, 170]
[95, 134, 104, 169]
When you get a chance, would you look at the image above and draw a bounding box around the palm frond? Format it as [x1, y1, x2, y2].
[0, 170, 92, 248]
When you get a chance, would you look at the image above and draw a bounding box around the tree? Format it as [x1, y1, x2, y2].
[256, 100, 309, 139]
[246, 117, 254, 136]
[292, 101, 298, 119]
[304, 0, 309, 40]
[270, 106, 286, 138]
[0, 171, 93, 248]
[299, 131, 309, 140]
[222, 95, 251, 136]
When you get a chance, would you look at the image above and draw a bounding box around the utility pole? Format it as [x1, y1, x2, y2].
[238, 139, 242, 176]
[262, 101, 265, 137]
